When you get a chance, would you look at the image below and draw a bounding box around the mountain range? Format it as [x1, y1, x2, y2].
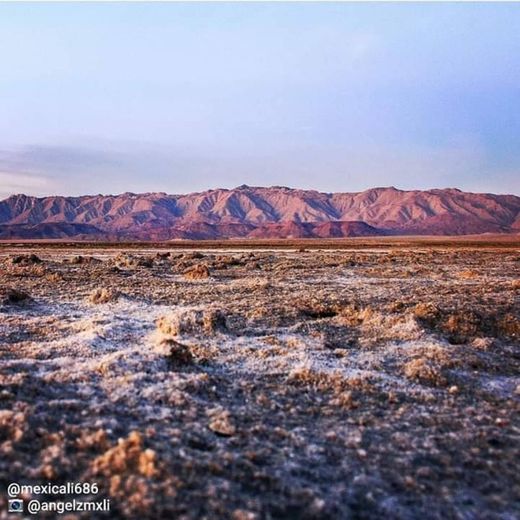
[0, 185, 519, 240]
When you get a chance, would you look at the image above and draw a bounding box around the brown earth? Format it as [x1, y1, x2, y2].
[0, 243, 519, 519]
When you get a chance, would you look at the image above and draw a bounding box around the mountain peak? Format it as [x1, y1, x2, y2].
[0, 185, 518, 240]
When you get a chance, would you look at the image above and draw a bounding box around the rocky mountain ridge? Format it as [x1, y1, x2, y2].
[0, 185, 518, 239]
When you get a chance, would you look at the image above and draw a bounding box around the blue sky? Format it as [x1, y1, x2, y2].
[0, 2, 519, 198]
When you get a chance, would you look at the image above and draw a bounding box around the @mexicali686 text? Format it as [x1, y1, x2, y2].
[6, 481, 110, 515]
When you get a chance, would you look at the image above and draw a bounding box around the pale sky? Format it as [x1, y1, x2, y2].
[1, 2, 519, 198]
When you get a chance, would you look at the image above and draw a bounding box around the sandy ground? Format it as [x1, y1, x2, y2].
[0, 246, 519, 519]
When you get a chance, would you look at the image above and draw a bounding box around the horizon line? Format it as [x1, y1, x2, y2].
[2, 184, 518, 201]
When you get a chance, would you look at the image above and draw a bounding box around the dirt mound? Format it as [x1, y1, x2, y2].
[183, 264, 210, 280]
[156, 339, 194, 367]
[8, 254, 42, 266]
[113, 253, 153, 269]
[156, 308, 227, 337]
[87, 287, 121, 304]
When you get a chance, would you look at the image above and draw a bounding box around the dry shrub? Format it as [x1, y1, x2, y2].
[183, 264, 210, 280]
[403, 358, 446, 386]
[512, 279, 520, 290]
[156, 308, 227, 337]
[0, 287, 31, 305]
[343, 256, 360, 267]
[255, 345, 288, 359]
[273, 260, 306, 273]
[87, 287, 120, 304]
[343, 375, 374, 393]
[37, 433, 69, 480]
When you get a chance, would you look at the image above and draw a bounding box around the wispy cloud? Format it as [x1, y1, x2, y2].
[0, 145, 122, 173]
[0, 137, 518, 199]
[0, 171, 54, 199]
[0, 143, 129, 198]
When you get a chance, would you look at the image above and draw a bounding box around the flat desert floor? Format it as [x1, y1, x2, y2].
[0, 243, 519, 519]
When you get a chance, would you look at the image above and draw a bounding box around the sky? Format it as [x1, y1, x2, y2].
[0, 2, 519, 198]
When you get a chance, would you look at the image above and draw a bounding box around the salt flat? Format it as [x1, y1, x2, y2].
[0, 246, 518, 519]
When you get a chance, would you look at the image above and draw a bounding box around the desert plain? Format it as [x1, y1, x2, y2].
[0, 239, 519, 519]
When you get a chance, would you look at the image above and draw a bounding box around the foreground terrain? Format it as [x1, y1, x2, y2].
[0, 242, 519, 519]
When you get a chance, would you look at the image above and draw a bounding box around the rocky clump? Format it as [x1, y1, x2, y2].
[207, 408, 236, 437]
[156, 339, 194, 367]
[183, 264, 210, 280]
[87, 287, 121, 304]
[402, 358, 446, 386]
[91, 431, 157, 479]
[89, 431, 169, 516]
[8, 254, 42, 266]
[113, 253, 153, 269]
[156, 308, 227, 337]
[66, 255, 102, 265]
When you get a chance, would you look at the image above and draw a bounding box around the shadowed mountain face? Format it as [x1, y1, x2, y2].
[0, 185, 519, 240]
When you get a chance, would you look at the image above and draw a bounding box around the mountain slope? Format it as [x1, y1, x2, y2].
[0, 186, 518, 240]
